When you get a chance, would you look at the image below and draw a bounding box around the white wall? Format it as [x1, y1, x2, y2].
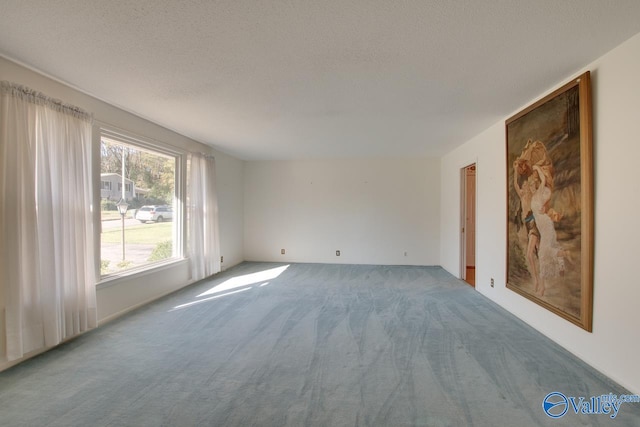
[244, 158, 440, 265]
[0, 56, 245, 328]
[440, 32, 640, 394]
[216, 152, 245, 271]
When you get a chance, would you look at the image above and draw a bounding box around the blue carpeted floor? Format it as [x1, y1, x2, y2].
[0, 262, 638, 426]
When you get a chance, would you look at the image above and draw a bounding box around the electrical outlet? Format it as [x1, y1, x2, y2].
[220, 256, 224, 263]
[336, 250, 341, 256]
[404, 251, 407, 257]
[281, 249, 285, 255]
[490, 278, 495, 287]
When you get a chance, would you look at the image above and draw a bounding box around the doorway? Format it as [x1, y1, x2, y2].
[460, 164, 476, 286]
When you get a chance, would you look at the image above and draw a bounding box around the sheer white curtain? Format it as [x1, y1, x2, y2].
[0, 81, 97, 361]
[187, 152, 221, 281]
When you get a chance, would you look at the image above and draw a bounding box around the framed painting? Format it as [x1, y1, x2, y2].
[505, 71, 593, 331]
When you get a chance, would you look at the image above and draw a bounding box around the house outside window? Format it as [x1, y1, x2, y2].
[100, 173, 134, 200]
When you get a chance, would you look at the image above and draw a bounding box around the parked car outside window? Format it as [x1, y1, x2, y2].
[135, 205, 173, 223]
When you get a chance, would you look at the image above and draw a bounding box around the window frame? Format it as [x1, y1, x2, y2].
[116, 182, 132, 192]
[93, 124, 187, 286]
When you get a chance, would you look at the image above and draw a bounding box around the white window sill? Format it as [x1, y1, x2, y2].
[96, 257, 188, 290]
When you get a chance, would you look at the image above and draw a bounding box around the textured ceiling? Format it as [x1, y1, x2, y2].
[1, 1, 640, 160]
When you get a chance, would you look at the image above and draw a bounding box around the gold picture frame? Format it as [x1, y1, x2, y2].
[506, 71, 594, 331]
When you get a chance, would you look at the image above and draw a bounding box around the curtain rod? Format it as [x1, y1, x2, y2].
[193, 152, 216, 160]
[1, 80, 92, 122]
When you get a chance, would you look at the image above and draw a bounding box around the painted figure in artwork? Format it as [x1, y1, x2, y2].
[513, 158, 540, 293]
[513, 140, 570, 296]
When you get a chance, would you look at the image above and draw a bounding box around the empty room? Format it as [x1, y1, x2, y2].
[1, 1, 640, 426]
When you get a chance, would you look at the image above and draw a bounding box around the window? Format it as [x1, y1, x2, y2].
[99, 129, 182, 277]
[117, 183, 132, 192]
